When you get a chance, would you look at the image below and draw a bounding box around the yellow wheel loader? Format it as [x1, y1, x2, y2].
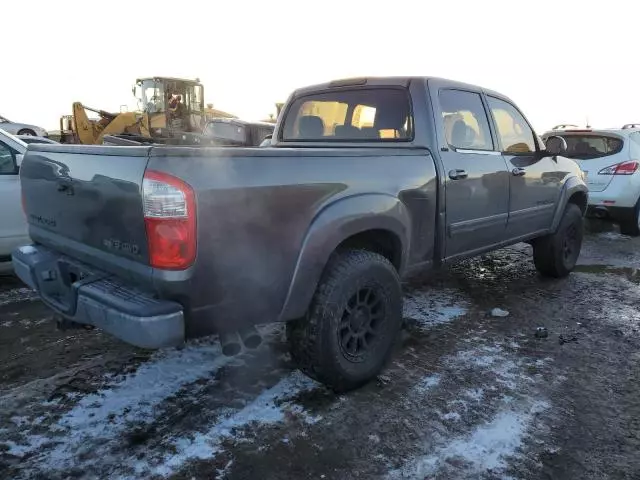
[70, 103, 151, 145]
[61, 77, 217, 145]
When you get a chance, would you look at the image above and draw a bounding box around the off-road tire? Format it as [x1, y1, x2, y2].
[619, 199, 640, 237]
[533, 203, 584, 278]
[286, 249, 402, 392]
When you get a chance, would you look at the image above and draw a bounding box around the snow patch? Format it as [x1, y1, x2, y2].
[390, 401, 550, 478]
[411, 374, 441, 395]
[598, 231, 631, 241]
[0, 287, 38, 307]
[140, 371, 320, 477]
[441, 411, 461, 421]
[464, 388, 484, 402]
[3, 339, 234, 468]
[403, 289, 468, 327]
[490, 307, 510, 318]
[604, 302, 640, 336]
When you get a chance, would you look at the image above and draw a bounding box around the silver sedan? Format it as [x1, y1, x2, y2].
[0, 114, 48, 137]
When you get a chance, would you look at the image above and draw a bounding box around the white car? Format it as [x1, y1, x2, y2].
[0, 128, 29, 272]
[542, 124, 640, 236]
[0, 114, 48, 137]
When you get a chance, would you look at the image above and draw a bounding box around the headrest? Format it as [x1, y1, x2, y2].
[360, 127, 379, 139]
[334, 124, 361, 138]
[374, 102, 409, 130]
[298, 115, 324, 138]
[451, 120, 474, 148]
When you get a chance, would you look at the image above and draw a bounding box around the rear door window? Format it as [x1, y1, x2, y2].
[281, 88, 413, 142]
[439, 89, 494, 151]
[555, 135, 623, 159]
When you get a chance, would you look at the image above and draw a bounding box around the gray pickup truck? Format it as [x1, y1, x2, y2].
[13, 77, 587, 391]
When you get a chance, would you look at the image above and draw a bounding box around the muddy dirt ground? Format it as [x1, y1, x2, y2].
[1, 221, 639, 480]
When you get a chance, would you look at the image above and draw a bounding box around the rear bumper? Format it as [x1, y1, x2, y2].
[586, 205, 636, 223]
[587, 178, 639, 209]
[12, 244, 184, 349]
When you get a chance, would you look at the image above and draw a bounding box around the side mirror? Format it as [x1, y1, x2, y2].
[259, 134, 272, 147]
[545, 135, 567, 156]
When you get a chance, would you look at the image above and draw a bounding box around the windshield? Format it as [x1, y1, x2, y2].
[185, 84, 204, 114]
[281, 88, 413, 142]
[552, 134, 623, 159]
[136, 80, 165, 114]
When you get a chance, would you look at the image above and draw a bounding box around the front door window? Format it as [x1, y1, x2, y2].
[486, 97, 536, 153]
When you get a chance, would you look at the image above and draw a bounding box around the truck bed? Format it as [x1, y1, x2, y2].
[20, 143, 439, 338]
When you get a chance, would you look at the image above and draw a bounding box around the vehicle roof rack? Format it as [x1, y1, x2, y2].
[622, 123, 640, 129]
[552, 124, 580, 130]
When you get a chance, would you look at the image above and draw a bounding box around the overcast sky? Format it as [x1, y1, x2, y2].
[4, 0, 639, 132]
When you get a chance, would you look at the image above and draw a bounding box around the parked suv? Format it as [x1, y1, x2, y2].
[542, 124, 640, 235]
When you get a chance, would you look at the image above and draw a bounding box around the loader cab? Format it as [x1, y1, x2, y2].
[134, 77, 204, 134]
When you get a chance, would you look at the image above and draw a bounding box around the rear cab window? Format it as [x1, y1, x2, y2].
[281, 88, 413, 142]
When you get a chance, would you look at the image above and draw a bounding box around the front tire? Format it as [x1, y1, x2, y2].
[533, 203, 584, 278]
[619, 199, 640, 237]
[287, 249, 402, 392]
[17, 129, 36, 136]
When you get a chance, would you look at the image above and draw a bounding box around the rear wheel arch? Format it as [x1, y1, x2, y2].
[335, 229, 403, 272]
[279, 194, 411, 322]
[567, 190, 588, 215]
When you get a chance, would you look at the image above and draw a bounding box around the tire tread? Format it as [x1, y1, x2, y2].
[287, 249, 400, 392]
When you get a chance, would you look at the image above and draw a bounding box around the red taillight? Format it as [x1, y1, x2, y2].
[142, 170, 196, 270]
[598, 161, 639, 175]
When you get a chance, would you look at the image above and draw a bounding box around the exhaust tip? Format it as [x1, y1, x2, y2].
[593, 207, 608, 219]
[219, 331, 242, 357]
[239, 326, 263, 350]
[221, 343, 242, 357]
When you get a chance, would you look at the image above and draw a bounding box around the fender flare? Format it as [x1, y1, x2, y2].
[550, 175, 589, 232]
[278, 193, 412, 321]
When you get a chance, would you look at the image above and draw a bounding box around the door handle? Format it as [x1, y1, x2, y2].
[448, 169, 468, 180]
[512, 167, 526, 177]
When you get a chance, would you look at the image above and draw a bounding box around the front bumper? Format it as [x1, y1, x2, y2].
[12, 244, 184, 349]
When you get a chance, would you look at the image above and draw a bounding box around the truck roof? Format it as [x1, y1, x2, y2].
[135, 76, 202, 85]
[291, 76, 511, 102]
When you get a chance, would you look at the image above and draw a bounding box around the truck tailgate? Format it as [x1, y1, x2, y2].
[20, 144, 152, 268]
